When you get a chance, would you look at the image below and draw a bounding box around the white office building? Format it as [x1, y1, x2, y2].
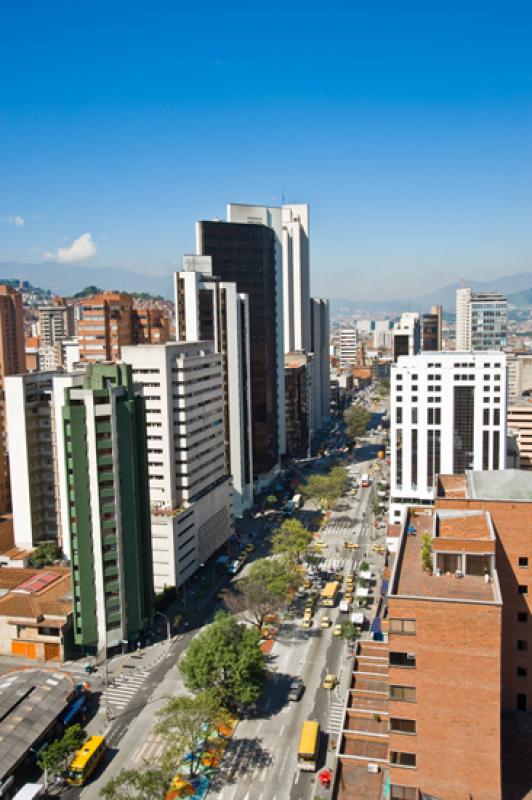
[456, 287, 507, 351]
[174, 256, 253, 515]
[339, 328, 358, 369]
[121, 342, 233, 591]
[390, 352, 507, 522]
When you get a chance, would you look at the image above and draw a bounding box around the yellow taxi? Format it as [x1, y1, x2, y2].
[322, 674, 337, 689]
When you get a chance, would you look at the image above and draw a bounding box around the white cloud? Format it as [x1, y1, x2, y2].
[7, 215, 25, 227]
[44, 232, 97, 263]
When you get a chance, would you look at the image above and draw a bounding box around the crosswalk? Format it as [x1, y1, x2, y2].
[321, 521, 355, 537]
[328, 701, 346, 736]
[131, 734, 166, 766]
[320, 556, 357, 573]
[102, 668, 150, 713]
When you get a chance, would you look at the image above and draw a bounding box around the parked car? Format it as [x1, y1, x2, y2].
[288, 678, 305, 701]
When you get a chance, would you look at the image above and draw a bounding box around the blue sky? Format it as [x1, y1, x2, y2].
[1, 0, 531, 300]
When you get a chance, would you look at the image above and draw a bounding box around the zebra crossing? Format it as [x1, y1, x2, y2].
[102, 668, 150, 713]
[328, 701, 346, 736]
[131, 734, 166, 766]
[321, 521, 355, 537]
[320, 556, 357, 573]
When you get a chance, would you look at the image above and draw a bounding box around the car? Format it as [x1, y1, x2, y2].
[301, 617, 313, 629]
[344, 541, 359, 550]
[344, 593, 354, 604]
[288, 678, 305, 701]
[322, 673, 337, 689]
[303, 578, 312, 589]
[333, 624, 343, 636]
[304, 608, 313, 619]
[227, 559, 241, 575]
[320, 615, 332, 628]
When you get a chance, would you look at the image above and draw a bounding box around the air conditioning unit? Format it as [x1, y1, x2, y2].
[407, 653, 416, 660]
[367, 763, 380, 773]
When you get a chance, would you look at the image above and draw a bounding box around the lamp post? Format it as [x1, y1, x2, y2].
[154, 610, 171, 642]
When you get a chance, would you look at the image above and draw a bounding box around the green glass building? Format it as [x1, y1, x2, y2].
[62, 363, 153, 655]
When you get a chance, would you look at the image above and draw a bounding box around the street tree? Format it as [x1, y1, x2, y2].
[100, 768, 170, 800]
[224, 558, 299, 629]
[344, 403, 372, 440]
[39, 724, 86, 784]
[154, 692, 230, 778]
[179, 611, 265, 712]
[271, 518, 313, 564]
[302, 465, 348, 511]
[340, 621, 361, 644]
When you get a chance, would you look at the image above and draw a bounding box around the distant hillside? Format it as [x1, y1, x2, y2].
[507, 288, 532, 307]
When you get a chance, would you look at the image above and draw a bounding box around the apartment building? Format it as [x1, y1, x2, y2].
[456, 287, 507, 351]
[197, 218, 284, 478]
[121, 342, 233, 591]
[132, 307, 171, 345]
[508, 399, 532, 470]
[390, 352, 507, 522]
[310, 297, 330, 430]
[174, 256, 253, 515]
[0, 285, 26, 513]
[5, 372, 61, 549]
[392, 313, 420, 362]
[339, 328, 357, 369]
[59, 363, 153, 655]
[38, 301, 75, 347]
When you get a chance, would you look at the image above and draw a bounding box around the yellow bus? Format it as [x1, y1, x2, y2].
[67, 735, 106, 786]
[297, 720, 320, 771]
[320, 580, 340, 607]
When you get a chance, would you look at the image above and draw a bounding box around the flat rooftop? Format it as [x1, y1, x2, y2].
[467, 470, 532, 501]
[0, 669, 75, 781]
[392, 511, 499, 603]
[437, 510, 492, 541]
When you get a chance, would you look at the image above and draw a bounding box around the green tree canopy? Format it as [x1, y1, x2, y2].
[39, 723, 86, 781]
[72, 285, 103, 299]
[100, 768, 170, 800]
[344, 403, 372, 439]
[154, 692, 230, 778]
[29, 541, 62, 568]
[179, 611, 265, 712]
[302, 465, 348, 510]
[271, 518, 313, 564]
[225, 558, 299, 629]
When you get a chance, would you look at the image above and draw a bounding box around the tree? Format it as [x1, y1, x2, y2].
[39, 724, 86, 784]
[302, 466, 348, 511]
[421, 532, 433, 572]
[100, 768, 170, 800]
[29, 540, 62, 568]
[72, 285, 103, 299]
[340, 622, 361, 644]
[224, 558, 299, 629]
[179, 611, 266, 712]
[154, 692, 230, 778]
[271, 518, 313, 564]
[344, 403, 372, 439]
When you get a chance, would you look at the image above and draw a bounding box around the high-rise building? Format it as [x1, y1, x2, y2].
[132, 307, 171, 345]
[392, 313, 421, 362]
[456, 287, 507, 351]
[0, 285, 26, 513]
[59, 363, 153, 655]
[121, 343, 234, 592]
[196, 218, 284, 478]
[421, 304, 442, 351]
[5, 372, 61, 549]
[284, 351, 310, 457]
[339, 328, 357, 369]
[310, 298, 330, 430]
[38, 301, 75, 347]
[174, 256, 253, 515]
[280, 204, 310, 353]
[390, 352, 507, 522]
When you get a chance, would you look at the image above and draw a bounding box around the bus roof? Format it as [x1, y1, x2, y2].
[69, 736, 105, 770]
[320, 581, 340, 598]
[298, 720, 319, 756]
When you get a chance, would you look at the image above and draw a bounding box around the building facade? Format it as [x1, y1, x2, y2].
[284, 352, 310, 458]
[174, 256, 253, 515]
[310, 297, 330, 431]
[421, 305, 442, 351]
[60, 364, 153, 655]
[338, 328, 357, 369]
[392, 313, 421, 362]
[508, 399, 532, 470]
[456, 287, 507, 351]
[121, 343, 233, 592]
[390, 352, 507, 522]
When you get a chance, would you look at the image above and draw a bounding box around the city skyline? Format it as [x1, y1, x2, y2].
[1, 1, 531, 299]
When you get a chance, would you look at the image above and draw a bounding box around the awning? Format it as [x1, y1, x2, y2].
[356, 587, 369, 597]
[381, 579, 389, 595]
[61, 694, 86, 725]
[359, 571, 373, 580]
[351, 612, 365, 625]
[370, 617, 382, 633]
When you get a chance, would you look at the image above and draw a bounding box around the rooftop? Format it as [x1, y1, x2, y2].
[391, 510, 499, 603]
[467, 470, 532, 501]
[0, 669, 75, 781]
[437, 510, 492, 541]
[0, 568, 72, 620]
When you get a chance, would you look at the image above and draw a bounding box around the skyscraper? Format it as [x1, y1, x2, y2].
[456, 287, 507, 351]
[174, 256, 253, 515]
[390, 351, 507, 522]
[59, 363, 153, 655]
[310, 298, 330, 430]
[0, 285, 26, 513]
[196, 218, 283, 478]
[122, 342, 234, 591]
[421, 304, 442, 351]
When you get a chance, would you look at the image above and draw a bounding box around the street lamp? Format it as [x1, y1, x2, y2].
[154, 610, 171, 642]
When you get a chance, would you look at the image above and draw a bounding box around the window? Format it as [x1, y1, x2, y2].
[518, 612, 528, 623]
[390, 685, 416, 702]
[390, 619, 416, 635]
[391, 786, 417, 800]
[390, 751, 417, 767]
[517, 667, 527, 677]
[390, 652, 416, 668]
[390, 718, 416, 734]
[517, 640, 528, 651]
[517, 694, 528, 712]
[411, 429, 417, 488]
[396, 407, 403, 424]
[518, 585, 528, 595]
[411, 408, 418, 424]
[483, 408, 490, 425]
[494, 409, 500, 425]
[519, 557, 528, 568]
